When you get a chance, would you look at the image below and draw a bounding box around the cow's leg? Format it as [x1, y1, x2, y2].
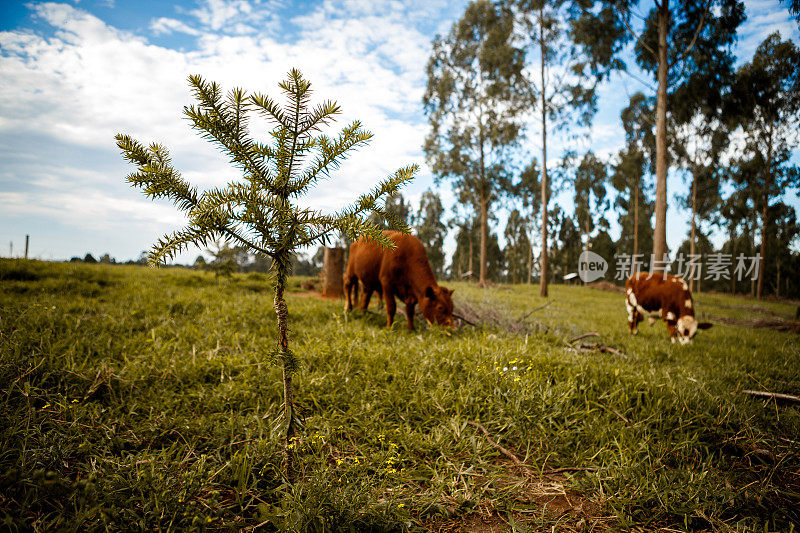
[359, 286, 373, 312]
[383, 287, 396, 328]
[344, 275, 356, 311]
[625, 293, 639, 334]
[405, 300, 416, 331]
[666, 320, 677, 343]
[632, 310, 642, 334]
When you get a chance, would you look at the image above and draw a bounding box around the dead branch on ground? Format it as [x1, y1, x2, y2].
[468, 421, 598, 478]
[742, 390, 800, 404]
[467, 421, 531, 474]
[569, 332, 599, 343]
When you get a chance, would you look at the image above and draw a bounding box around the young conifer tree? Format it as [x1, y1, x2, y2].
[116, 69, 417, 480]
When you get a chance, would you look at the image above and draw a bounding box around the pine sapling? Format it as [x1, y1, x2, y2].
[116, 69, 417, 481]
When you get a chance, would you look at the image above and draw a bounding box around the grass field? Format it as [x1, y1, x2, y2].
[1, 259, 799, 532]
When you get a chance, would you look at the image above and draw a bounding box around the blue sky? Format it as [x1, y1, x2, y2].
[0, 0, 798, 264]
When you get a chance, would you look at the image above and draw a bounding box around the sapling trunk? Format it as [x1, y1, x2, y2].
[273, 281, 297, 480]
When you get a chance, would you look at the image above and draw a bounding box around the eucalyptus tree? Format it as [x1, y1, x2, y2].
[611, 0, 744, 269]
[116, 69, 416, 480]
[448, 196, 480, 279]
[516, 159, 541, 283]
[766, 202, 798, 298]
[415, 190, 448, 277]
[784, 0, 800, 23]
[552, 212, 582, 281]
[725, 33, 800, 298]
[512, 0, 625, 296]
[423, 0, 526, 286]
[568, 151, 608, 257]
[451, 217, 504, 281]
[671, 115, 726, 290]
[719, 186, 758, 295]
[612, 145, 653, 259]
[504, 208, 531, 284]
[615, 92, 656, 259]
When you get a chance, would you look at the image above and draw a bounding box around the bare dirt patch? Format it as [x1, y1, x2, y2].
[587, 281, 625, 294]
[294, 289, 343, 301]
[707, 315, 800, 333]
[421, 472, 615, 532]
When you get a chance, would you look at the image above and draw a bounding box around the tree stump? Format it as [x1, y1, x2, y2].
[321, 247, 344, 298]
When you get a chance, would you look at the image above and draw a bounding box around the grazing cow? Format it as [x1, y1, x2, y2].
[625, 272, 712, 344]
[344, 230, 455, 330]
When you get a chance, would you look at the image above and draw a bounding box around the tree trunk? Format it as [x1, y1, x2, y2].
[274, 281, 297, 481]
[652, 0, 670, 270]
[757, 193, 768, 299]
[321, 247, 344, 298]
[689, 168, 697, 292]
[527, 229, 533, 284]
[729, 228, 735, 295]
[479, 187, 488, 286]
[539, 9, 549, 297]
[583, 213, 590, 286]
[633, 178, 639, 258]
[776, 256, 781, 298]
[468, 232, 473, 279]
[477, 93, 488, 287]
[750, 221, 755, 297]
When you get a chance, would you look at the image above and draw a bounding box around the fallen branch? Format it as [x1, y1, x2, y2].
[596, 345, 630, 359]
[575, 342, 630, 359]
[516, 300, 552, 323]
[569, 332, 599, 344]
[467, 421, 600, 479]
[742, 390, 800, 404]
[541, 466, 599, 474]
[467, 421, 531, 474]
[453, 313, 477, 327]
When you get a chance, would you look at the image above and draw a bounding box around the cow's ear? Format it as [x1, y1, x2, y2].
[697, 322, 713, 330]
[425, 286, 435, 299]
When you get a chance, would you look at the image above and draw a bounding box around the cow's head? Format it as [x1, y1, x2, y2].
[676, 315, 713, 344]
[421, 286, 455, 327]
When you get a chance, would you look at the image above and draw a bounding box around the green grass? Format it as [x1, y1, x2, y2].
[1, 259, 798, 532]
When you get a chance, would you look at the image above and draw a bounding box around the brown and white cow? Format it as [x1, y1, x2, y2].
[625, 272, 712, 344]
[344, 230, 455, 330]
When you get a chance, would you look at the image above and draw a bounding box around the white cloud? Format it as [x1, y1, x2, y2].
[188, 0, 282, 34]
[0, 0, 457, 260]
[2, 0, 797, 262]
[737, 0, 800, 61]
[150, 17, 201, 36]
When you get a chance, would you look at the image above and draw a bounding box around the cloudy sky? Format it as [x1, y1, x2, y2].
[0, 0, 798, 264]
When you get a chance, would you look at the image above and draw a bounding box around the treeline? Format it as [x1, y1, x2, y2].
[71, 0, 800, 300]
[67, 248, 322, 277]
[414, 0, 800, 300]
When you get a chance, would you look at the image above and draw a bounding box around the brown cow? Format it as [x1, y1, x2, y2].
[344, 230, 454, 330]
[625, 272, 712, 344]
